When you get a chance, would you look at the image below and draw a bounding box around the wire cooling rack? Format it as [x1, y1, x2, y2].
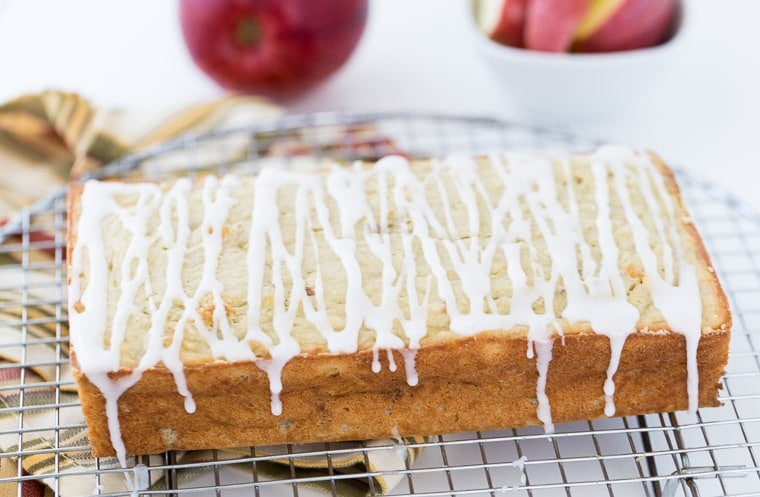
[1, 112, 759, 497]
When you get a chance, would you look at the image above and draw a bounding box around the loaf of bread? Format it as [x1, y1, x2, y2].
[67, 146, 730, 464]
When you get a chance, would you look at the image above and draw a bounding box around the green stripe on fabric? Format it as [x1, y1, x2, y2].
[84, 133, 130, 164]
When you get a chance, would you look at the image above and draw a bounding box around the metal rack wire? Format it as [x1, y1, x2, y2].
[1, 112, 758, 497]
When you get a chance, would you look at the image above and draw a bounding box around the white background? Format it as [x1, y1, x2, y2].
[0, 0, 758, 213]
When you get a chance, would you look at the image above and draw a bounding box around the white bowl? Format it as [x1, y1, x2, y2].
[468, 1, 686, 123]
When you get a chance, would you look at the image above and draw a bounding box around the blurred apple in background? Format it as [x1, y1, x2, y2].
[479, 0, 677, 53]
[179, 0, 368, 101]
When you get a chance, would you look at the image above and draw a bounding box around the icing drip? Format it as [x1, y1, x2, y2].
[246, 168, 305, 414]
[499, 455, 529, 492]
[127, 463, 149, 497]
[532, 340, 554, 431]
[400, 349, 419, 387]
[151, 178, 195, 414]
[390, 426, 407, 461]
[371, 349, 399, 374]
[512, 455, 528, 486]
[70, 146, 705, 464]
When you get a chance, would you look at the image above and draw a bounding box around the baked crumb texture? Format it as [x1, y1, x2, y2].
[67, 146, 731, 462]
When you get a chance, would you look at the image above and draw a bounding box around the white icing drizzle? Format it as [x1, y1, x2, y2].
[400, 349, 419, 387]
[70, 176, 248, 464]
[371, 349, 399, 374]
[152, 178, 196, 414]
[69, 146, 704, 465]
[588, 156, 640, 417]
[69, 180, 162, 466]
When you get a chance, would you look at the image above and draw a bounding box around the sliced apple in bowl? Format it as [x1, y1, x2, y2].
[475, 0, 678, 53]
[469, 0, 685, 121]
[524, 0, 589, 52]
[486, 0, 530, 48]
[574, 0, 678, 52]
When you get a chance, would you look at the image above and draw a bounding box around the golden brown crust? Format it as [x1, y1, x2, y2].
[74, 328, 730, 456]
[67, 154, 732, 457]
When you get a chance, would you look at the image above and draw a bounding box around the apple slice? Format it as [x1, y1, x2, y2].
[573, 0, 677, 53]
[524, 0, 590, 52]
[490, 0, 530, 48]
[573, 0, 625, 41]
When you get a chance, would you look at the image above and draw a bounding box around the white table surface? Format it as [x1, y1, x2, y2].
[0, 0, 758, 213]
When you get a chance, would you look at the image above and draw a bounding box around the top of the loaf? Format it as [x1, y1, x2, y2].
[67, 146, 728, 367]
[67, 145, 728, 394]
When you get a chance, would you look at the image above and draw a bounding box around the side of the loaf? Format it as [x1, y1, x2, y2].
[73, 330, 729, 456]
[67, 148, 731, 458]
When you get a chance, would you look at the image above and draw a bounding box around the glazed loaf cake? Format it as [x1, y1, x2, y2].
[67, 146, 731, 463]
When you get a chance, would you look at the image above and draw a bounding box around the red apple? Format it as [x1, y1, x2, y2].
[179, 0, 368, 100]
[524, 0, 590, 52]
[489, 0, 530, 48]
[573, 0, 677, 53]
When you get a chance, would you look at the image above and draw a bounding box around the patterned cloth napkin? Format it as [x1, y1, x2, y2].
[0, 91, 423, 497]
[0, 90, 282, 218]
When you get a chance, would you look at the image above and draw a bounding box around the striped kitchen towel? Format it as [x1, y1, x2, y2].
[0, 91, 423, 497]
[0, 90, 282, 220]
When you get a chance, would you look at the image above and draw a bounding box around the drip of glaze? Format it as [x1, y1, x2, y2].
[400, 349, 419, 387]
[499, 455, 529, 492]
[390, 426, 408, 461]
[532, 340, 554, 432]
[371, 349, 381, 373]
[588, 156, 640, 417]
[371, 349, 399, 374]
[128, 463, 149, 497]
[145, 178, 196, 414]
[388, 349, 398, 373]
[511, 455, 528, 486]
